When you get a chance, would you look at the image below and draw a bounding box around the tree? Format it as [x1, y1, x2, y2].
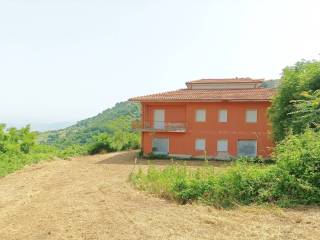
[87, 115, 140, 154]
[0, 125, 36, 154]
[269, 60, 320, 142]
[290, 90, 320, 130]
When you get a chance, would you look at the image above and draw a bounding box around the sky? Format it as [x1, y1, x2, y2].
[0, 0, 320, 125]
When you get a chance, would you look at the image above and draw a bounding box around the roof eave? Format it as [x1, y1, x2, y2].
[129, 98, 272, 103]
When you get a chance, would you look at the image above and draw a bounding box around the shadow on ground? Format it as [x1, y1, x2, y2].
[96, 151, 231, 167]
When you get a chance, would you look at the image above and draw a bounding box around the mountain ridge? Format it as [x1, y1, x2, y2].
[39, 101, 140, 146]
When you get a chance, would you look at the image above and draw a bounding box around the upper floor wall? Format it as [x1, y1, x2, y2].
[141, 101, 271, 133]
[185, 78, 263, 89]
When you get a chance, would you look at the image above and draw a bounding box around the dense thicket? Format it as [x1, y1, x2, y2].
[131, 130, 320, 207]
[0, 125, 86, 177]
[290, 90, 320, 130]
[269, 60, 320, 141]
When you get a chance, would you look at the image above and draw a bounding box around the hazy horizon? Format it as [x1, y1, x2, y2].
[4, 121, 75, 132]
[1, 0, 320, 126]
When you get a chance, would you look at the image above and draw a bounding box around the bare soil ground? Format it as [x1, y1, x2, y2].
[0, 151, 319, 240]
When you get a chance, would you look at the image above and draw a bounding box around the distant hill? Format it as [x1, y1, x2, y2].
[39, 101, 140, 147]
[261, 79, 280, 88]
[5, 121, 75, 132]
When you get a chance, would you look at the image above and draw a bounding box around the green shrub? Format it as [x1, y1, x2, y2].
[131, 130, 320, 207]
[269, 60, 320, 141]
[88, 130, 140, 155]
[88, 133, 114, 154]
[272, 130, 320, 205]
[0, 125, 88, 177]
[237, 156, 275, 164]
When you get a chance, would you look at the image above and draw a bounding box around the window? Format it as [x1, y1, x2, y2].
[152, 138, 169, 155]
[154, 109, 165, 129]
[196, 109, 206, 122]
[218, 110, 228, 123]
[238, 140, 257, 157]
[195, 139, 206, 151]
[246, 110, 257, 123]
[217, 139, 228, 152]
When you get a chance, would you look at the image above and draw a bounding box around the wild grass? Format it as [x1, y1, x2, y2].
[0, 144, 87, 177]
[131, 162, 274, 208]
[131, 130, 320, 208]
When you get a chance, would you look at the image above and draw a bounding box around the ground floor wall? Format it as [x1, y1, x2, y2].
[142, 131, 273, 159]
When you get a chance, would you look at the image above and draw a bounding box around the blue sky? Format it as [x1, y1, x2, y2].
[0, 0, 319, 124]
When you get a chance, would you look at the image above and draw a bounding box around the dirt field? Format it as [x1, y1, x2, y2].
[0, 151, 319, 240]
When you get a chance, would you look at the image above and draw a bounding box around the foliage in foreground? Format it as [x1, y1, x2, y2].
[290, 90, 320, 131]
[268, 60, 320, 142]
[131, 130, 320, 208]
[0, 124, 87, 177]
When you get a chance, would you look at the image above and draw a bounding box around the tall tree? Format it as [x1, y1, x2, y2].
[290, 90, 320, 130]
[269, 60, 320, 142]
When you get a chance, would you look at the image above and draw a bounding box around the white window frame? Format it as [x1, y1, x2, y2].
[218, 109, 228, 123]
[217, 139, 228, 152]
[195, 139, 206, 151]
[246, 109, 257, 123]
[195, 109, 206, 122]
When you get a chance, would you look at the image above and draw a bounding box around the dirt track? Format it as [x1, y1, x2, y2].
[0, 151, 319, 240]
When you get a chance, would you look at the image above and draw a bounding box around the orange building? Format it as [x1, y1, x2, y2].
[130, 78, 275, 159]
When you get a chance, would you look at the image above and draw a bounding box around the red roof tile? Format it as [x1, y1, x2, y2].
[186, 78, 264, 84]
[129, 88, 275, 102]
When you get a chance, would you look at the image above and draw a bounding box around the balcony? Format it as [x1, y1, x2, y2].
[132, 120, 186, 132]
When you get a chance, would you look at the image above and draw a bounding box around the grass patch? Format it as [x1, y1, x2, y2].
[131, 130, 320, 208]
[131, 162, 274, 208]
[0, 144, 87, 177]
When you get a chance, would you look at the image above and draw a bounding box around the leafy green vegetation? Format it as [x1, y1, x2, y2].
[290, 90, 320, 130]
[1, 101, 141, 176]
[39, 101, 141, 153]
[87, 116, 140, 154]
[131, 130, 320, 208]
[0, 124, 87, 177]
[39, 101, 140, 147]
[269, 60, 320, 141]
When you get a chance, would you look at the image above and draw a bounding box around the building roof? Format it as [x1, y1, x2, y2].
[129, 88, 275, 102]
[186, 78, 264, 84]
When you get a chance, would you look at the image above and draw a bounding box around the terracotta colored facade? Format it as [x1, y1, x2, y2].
[130, 78, 275, 159]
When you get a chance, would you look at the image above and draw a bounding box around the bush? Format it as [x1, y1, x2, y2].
[272, 130, 320, 205]
[88, 133, 113, 154]
[131, 130, 320, 207]
[237, 156, 275, 164]
[269, 60, 320, 141]
[131, 163, 272, 207]
[0, 125, 88, 177]
[88, 130, 140, 155]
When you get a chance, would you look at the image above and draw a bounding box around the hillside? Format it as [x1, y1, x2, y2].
[39, 101, 140, 147]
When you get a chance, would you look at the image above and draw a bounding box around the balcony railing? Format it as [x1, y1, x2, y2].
[132, 120, 186, 132]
